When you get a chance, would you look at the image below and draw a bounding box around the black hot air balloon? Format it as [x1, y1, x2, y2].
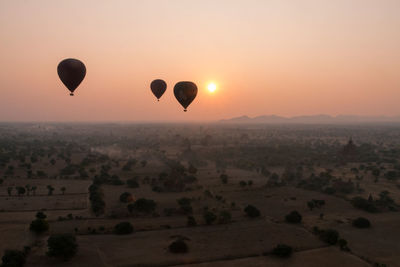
[57, 58, 86, 96]
[150, 79, 167, 101]
[174, 81, 198, 112]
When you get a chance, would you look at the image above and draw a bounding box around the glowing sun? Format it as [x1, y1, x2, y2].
[207, 83, 217, 93]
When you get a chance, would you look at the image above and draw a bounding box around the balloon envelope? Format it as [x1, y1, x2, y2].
[174, 81, 198, 112]
[150, 79, 167, 101]
[57, 58, 86, 96]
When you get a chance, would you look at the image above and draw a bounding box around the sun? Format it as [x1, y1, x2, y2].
[207, 83, 217, 93]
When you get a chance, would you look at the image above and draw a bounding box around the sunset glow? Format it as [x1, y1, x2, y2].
[0, 0, 400, 121]
[207, 83, 217, 93]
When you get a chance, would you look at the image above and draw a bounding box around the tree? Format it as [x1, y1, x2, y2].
[352, 217, 371, 228]
[119, 192, 133, 203]
[319, 229, 339, 245]
[188, 165, 197, 174]
[271, 244, 293, 258]
[25, 185, 31, 196]
[177, 197, 193, 214]
[31, 186, 37, 196]
[187, 216, 197, 227]
[16, 186, 25, 196]
[218, 210, 232, 224]
[60, 187, 66, 195]
[244, 205, 260, 218]
[47, 185, 54, 196]
[203, 211, 217, 225]
[36, 211, 47, 220]
[50, 159, 56, 165]
[220, 174, 228, 184]
[114, 222, 134, 235]
[30, 218, 49, 234]
[338, 239, 349, 251]
[1, 249, 26, 267]
[127, 198, 156, 214]
[168, 239, 188, 254]
[285, 210, 302, 224]
[126, 178, 139, 188]
[47, 234, 78, 261]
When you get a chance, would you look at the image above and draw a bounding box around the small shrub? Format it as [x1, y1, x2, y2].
[244, 205, 260, 218]
[271, 244, 293, 258]
[285, 210, 302, 224]
[168, 240, 188, 254]
[319, 229, 339, 245]
[128, 198, 156, 214]
[187, 216, 197, 227]
[338, 238, 349, 251]
[218, 210, 232, 224]
[36, 211, 47, 220]
[126, 178, 139, 188]
[119, 192, 133, 203]
[352, 217, 371, 228]
[30, 219, 49, 234]
[114, 222, 134, 235]
[203, 211, 217, 225]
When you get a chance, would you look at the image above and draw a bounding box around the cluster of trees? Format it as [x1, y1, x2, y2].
[5, 185, 65, 196]
[89, 183, 105, 216]
[1, 247, 30, 267]
[47, 234, 78, 261]
[177, 197, 193, 215]
[127, 198, 156, 214]
[202, 209, 232, 225]
[307, 199, 325, 210]
[239, 180, 253, 187]
[119, 192, 134, 203]
[313, 227, 349, 251]
[29, 212, 49, 234]
[351, 191, 397, 213]
[150, 159, 198, 192]
[1, 233, 78, 266]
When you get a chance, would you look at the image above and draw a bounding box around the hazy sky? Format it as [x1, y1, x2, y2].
[1, 0, 400, 121]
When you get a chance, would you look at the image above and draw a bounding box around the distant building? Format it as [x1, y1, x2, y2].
[341, 137, 357, 161]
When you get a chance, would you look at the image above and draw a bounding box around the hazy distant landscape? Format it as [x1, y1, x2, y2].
[0, 123, 399, 266]
[220, 115, 400, 124]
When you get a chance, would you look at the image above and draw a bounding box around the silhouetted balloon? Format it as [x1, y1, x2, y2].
[150, 79, 167, 101]
[57, 58, 86, 96]
[174, 81, 198, 112]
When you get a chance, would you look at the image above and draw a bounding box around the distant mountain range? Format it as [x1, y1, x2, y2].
[219, 115, 400, 124]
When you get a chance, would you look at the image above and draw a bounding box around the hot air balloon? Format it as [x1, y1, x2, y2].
[150, 79, 167, 101]
[174, 81, 198, 112]
[57, 58, 86, 96]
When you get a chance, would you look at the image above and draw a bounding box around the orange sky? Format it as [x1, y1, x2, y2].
[0, 0, 400, 122]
